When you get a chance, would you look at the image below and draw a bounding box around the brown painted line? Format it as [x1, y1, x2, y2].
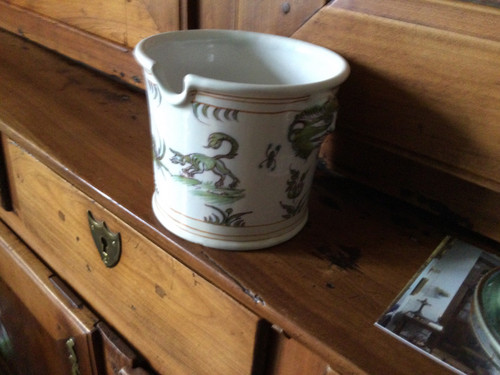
[166, 208, 304, 239]
[196, 90, 311, 104]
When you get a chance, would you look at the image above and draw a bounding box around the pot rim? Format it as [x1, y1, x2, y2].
[134, 29, 350, 105]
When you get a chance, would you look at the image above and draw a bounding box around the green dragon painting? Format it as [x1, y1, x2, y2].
[169, 132, 240, 189]
[288, 96, 338, 160]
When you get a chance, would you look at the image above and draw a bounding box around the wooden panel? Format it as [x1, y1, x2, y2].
[8, 0, 127, 44]
[296, 2, 500, 191]
[459, 0, 500, 7]
[6, 141, 261, 375]
[198, 0, 326, 36]
[125, 0, 182, 47]
[197, 0, 238, 29]
[333, 0, 500, 42]
[4, 0, 180, 46]
[0, 220, 99, 375]
[0, 4, 143, 87]
[237, 0, 325, 35]
[293, 1, 500, 240]
[266, 329, 338, 375]
[0, 0, 182, 87]
[321, 131, 500, 240]
[96, 322, 153, 375]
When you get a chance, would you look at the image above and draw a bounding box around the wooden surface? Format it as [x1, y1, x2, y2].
[0, 0, 182, 88]
[293, 0, 500, 242]
[5, 140, 261, 375]
[0, 28, 484, 374]
[2, 0, 181, 47]
[197, 0, 326, 35]
[330, 0, 500, 41]
[0, 2, 144, 87]
[266, 330, 339, 375]
[96, 322, 151, 375]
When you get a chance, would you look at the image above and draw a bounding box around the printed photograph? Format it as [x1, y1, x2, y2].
[377, 237, 500, 375]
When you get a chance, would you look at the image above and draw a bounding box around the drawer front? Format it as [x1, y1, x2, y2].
[7, 140, 261, 375]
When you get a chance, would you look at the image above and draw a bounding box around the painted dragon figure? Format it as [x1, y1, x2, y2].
[288, 96, 338, 160]
[169, 132, 240, 189]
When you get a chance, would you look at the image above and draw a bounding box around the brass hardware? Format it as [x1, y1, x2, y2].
[88, 211, 121, 267]
[66, 337, 81, 375]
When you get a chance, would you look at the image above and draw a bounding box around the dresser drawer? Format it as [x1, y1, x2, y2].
[6, 140, 261, 375]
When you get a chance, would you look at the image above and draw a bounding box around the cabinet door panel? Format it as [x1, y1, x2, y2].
[266, 329, 338, 375]
[197, 0, 325, 36]
[0, 219, 99, 375]
[6, 0, 180, 46]
[95, 322, 153, 375]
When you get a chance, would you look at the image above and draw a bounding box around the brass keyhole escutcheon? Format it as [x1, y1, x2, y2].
[87, 211, 121, 267]
[66, 337, 81, 375]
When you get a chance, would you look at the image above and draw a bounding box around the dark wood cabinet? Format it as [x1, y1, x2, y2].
[0, 220, 98, 375]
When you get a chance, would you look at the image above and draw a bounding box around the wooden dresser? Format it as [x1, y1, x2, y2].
[0, 1, 499, 374]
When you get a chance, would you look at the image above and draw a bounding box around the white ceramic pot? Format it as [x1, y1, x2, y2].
[134, 30, 349, 250]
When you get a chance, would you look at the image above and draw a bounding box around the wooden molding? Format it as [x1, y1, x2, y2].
[0, 2, 143, 88]
[333, 0, 500, 42]
[295, 1, 500, 241]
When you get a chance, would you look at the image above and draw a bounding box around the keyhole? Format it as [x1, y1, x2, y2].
[100, 237, 108, 257]
[88, 211, 121, 268]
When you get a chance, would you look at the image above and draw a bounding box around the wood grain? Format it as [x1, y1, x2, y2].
[293, 1, 500, 241]
[0, 2, 143, 87]
[197, 0, 238, 29]
[267, 330, 339, 375]
[5, 0, 180, 46]
[96, 322, 152, 375]
[125, 0, 181, 46]
[294, 3, 500, 191]
[333, 0, 500, 42]
[237, 0, 325, 35]
[321, 130, 500, 241]
[8, 0, 128, 44]
[0, 0, 183, 87]
[197, 0, 326, 35]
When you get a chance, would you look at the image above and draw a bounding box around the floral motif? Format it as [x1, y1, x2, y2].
[280, 196, 307, 219]
[285, 168, 307, 199]
[280, 167, 309, 218]
[146, 79, 162, 106]
[204, 204, 252, 227]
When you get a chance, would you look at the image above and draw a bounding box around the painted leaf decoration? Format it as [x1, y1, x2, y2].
[213, 107, 222, 121]
[202, 104, 209, 118]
